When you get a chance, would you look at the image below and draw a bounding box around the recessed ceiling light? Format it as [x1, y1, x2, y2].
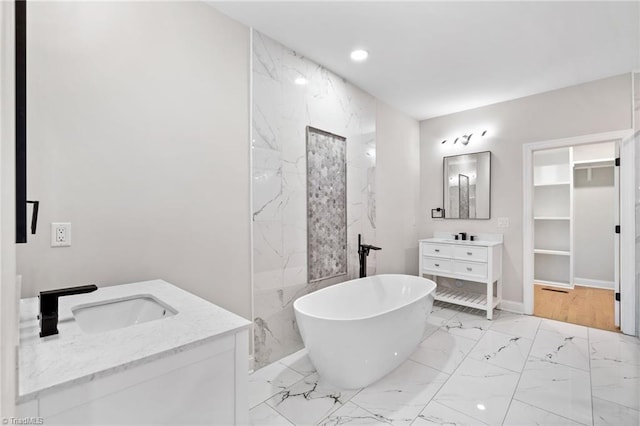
[350, 49, 368, 62]
[294, 77, 308, 85]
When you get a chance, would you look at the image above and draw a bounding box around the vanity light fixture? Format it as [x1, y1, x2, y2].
[441, 130, 488, 146]
[350, 49, 369, 62]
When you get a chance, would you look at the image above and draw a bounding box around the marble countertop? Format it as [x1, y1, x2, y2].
[18, 280, 251, 403]
[419, 238, 503, 247]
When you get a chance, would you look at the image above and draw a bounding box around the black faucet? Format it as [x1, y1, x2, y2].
[358, 234, 381, 278]
[39, 284, 98, 337]
[459, 232, 467, 241]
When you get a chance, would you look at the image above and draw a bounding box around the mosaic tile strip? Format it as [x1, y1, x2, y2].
[306, 127, 347, 282]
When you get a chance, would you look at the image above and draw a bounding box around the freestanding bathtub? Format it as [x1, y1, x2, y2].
[293, 274, 436, 389]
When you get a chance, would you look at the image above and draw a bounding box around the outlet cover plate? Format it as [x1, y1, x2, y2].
[51, 223, 71, 247]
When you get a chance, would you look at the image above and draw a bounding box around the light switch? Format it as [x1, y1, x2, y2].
[497, 217, 510, 228]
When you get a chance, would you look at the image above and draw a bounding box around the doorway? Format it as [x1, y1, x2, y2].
[531, 142, 617, 330]
[523, 130, 636, 335]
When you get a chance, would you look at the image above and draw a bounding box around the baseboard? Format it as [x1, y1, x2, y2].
[574, 277, 614, 290]
[498, 300, 525, 314]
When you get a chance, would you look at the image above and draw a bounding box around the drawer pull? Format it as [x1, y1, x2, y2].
[435, 264, 440, 267]
[466, 267, 472, 271]
[467, 252, 473, 255]
[435, 249, 440, 252]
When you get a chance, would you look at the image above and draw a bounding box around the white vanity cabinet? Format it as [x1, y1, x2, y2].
[419, 232, 503, 319]
[17, 280, 251, 425]
[18, 332, 248, 425]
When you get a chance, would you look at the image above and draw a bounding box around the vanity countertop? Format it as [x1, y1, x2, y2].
[419, 237, 503, 247]
[18, 280, 251, 403]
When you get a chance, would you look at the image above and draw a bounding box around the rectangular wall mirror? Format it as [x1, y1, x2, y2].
[443, 151, 491, 219]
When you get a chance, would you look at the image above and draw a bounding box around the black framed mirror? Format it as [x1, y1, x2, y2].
[443, 151, 491, 219]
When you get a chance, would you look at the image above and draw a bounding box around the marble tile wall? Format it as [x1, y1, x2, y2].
[252, 31, 376, 369]
[634, 72, 639, 335]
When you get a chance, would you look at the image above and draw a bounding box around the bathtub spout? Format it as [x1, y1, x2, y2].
[358, 234, 381, 278]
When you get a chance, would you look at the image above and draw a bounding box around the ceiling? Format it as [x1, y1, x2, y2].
[212, 1, 640, 121]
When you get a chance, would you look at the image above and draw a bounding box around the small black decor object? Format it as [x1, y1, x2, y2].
[431, 208, 444, 219]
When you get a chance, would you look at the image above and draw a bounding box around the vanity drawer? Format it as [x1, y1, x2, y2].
[454, 246, 488, 262]
[421, 243, 452, 258]
[422, 257, 452, 273]
[454, 260, 488, 279]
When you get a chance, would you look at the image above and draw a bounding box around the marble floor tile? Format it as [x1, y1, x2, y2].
[589, 326, 640, 411]
[467, 330, 533, 373]
[254, 313, 636, 426]
[350, 359, 450, 425]
[421, 323, 440, 342]
[428, 302, 460, 326]
[410, 330, 477, 374]
[249, 403, 294, 425]
[514, 357, 592, 425]
[539, 318, 588, 339]
[413, 401, 487, 425]
[433, 357, 520, 425]
[266, 373, 360, 425]
[529, 328, 590, 371]
[440, 312, 492, 341]
[502, 400, 582, 426]
[591, 357, 640, 411]
[278, 348, 317, 377]
[249, 362, 305, 409]
[489, 312, 541, 340]
[589, 330, 640, 366]
[318, 402, 391, 425]
[589, 327, 640, 348]
[592, 397, 640, 426]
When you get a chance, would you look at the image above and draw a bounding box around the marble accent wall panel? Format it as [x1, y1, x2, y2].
[252, 31, 376, 369]
[306, 127, 347, 282]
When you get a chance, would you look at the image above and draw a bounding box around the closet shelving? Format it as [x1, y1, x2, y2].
[573, 158, 615, 169]
[533, 147, 573, 288]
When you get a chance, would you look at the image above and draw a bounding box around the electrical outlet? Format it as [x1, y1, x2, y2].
[51, 223, 71, 247]
[497, 217, 510, 228]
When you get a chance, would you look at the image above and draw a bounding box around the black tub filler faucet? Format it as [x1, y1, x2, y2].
[358, 234, 381, 278]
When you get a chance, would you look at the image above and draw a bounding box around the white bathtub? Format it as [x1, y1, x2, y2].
[293, 274, 436, 389]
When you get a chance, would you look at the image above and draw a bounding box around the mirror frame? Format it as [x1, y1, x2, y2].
[442, 150, 491, 220]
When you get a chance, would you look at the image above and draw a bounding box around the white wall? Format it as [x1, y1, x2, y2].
[420, 74, 633, 304]
[376, 101, 420, 275]
[16, 2, 252, 319]
[0, 0, 17, 416]
[573, 143, 615, 286]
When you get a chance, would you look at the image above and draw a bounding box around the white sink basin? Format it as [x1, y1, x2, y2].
[72, 295, 177, 334]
